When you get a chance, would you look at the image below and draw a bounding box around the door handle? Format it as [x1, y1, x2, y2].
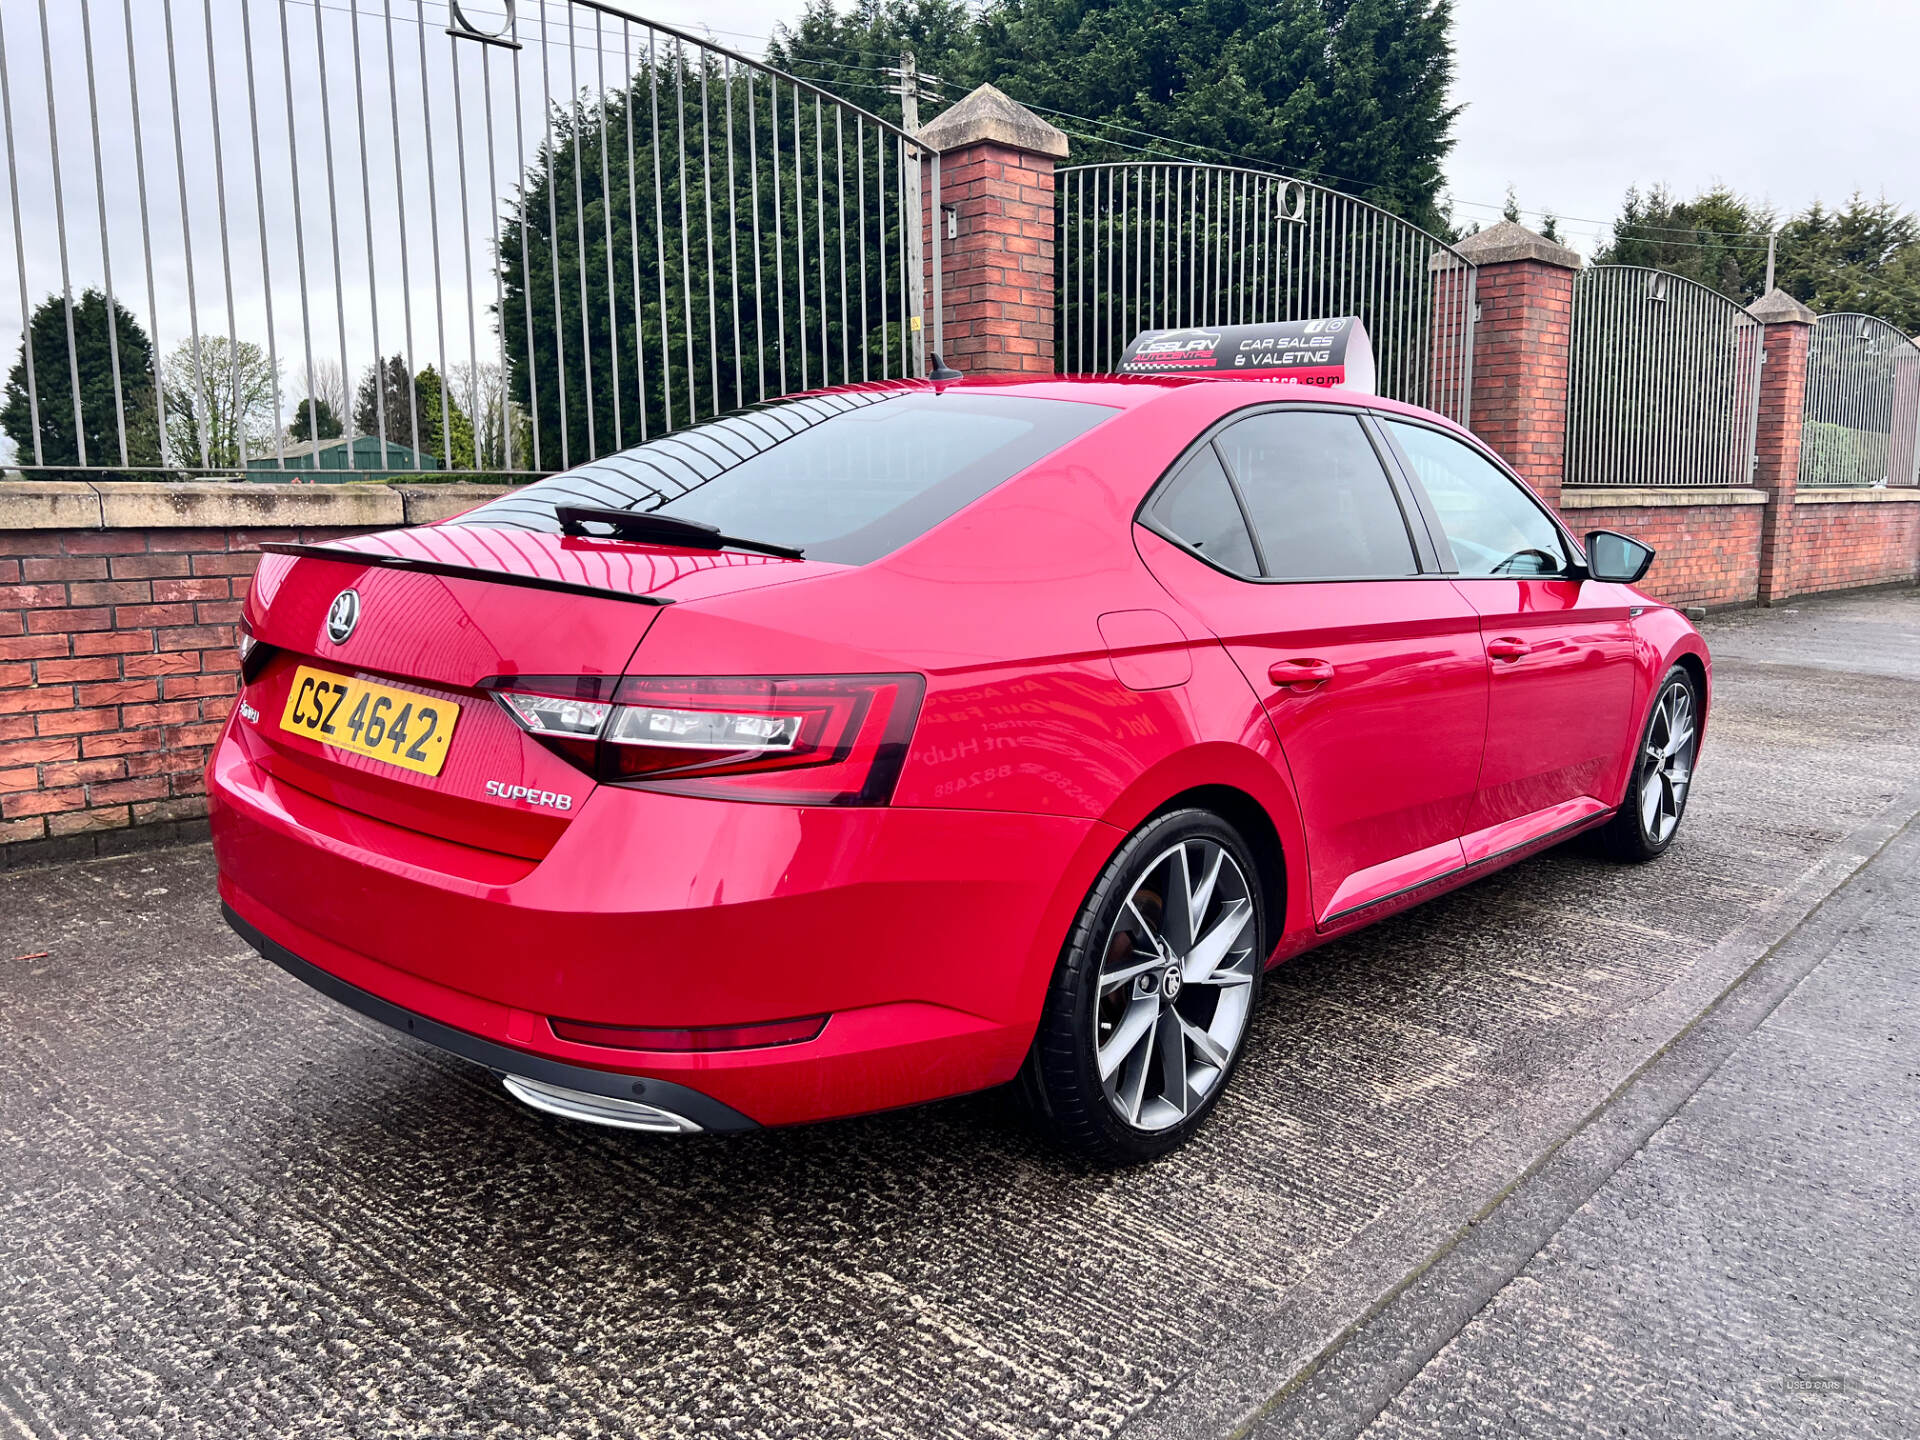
[1269, 658, 1335, 692]
[1487, 637, 1531, 662]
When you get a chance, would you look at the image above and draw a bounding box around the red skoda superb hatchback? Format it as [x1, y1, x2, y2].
[212, 356, 1709, 1163]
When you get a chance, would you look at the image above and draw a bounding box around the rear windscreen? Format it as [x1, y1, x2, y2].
[454, 389, 1116, 565]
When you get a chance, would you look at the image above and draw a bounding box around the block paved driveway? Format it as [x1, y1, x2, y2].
[3, 589, 1918, 1440]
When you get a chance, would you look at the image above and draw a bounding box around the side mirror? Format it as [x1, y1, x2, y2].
[1584, 529, 1655, 585]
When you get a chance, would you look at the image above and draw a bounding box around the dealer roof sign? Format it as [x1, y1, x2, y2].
[1115, 317, 1376, 394]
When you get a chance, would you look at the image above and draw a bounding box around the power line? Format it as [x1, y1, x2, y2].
[1446, 193, 1778, 242]
[1589, 233, 1776, 254]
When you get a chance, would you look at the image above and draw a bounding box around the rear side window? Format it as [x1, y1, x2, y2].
[455, 389, 1115, 565]
[1384, 419, 1569, 577]
[1214, 412, 1418, 579]
[1147, 445, 1260, 577]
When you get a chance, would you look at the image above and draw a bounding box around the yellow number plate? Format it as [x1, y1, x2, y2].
[278, 664, 460, 777]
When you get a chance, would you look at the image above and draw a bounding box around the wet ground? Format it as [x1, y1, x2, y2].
[4, 588, 1918, 1440]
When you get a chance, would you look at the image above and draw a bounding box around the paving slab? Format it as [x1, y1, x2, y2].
[2, 588, 1917, 1440]
[1329, 815, 1920, 1440]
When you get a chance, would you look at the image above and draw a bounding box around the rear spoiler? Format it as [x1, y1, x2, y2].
[257, 541, 672, 606]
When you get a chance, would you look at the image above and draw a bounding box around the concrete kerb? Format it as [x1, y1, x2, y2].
[1127, 777, 1920, 1440]
[1239, 807, 1920, 1438]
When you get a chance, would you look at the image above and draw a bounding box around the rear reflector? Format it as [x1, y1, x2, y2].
[485, 673, 924, 806]
[549, 1013, 828, 1052]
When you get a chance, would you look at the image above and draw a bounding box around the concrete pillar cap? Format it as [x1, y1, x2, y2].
[1452, 221, 1582, 270]
[1748, 287, 1818, 325]
[917, 83, 1069, 160]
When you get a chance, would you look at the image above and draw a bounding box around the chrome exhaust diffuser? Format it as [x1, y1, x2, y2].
[499, 1073, 703, 1133]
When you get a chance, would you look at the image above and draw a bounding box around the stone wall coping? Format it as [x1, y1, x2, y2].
[0, 479, 514, 530]
[1559, 486, 1767, 509]
[392, 485, 517, 525]
[917, 83, 1069, 160]
[1794, 486, 1920, 504]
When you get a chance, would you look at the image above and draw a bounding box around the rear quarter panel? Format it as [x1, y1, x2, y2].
[628, 387, 1319, 970]
[628, 394, 1229, 820]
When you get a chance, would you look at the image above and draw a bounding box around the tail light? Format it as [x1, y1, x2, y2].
[237, 617, 275, 684]
[485, 673, 925, 806]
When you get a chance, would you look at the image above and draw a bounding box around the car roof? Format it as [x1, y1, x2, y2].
[836, 372, 1474, 439]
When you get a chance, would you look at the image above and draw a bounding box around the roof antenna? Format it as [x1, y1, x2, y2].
[929, 354, 962, 384]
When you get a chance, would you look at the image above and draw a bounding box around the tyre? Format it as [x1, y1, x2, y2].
[1019, 808, 1266, 1164]
[1597, 665, 1699, 862]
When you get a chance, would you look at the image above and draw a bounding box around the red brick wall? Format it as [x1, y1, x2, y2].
[1753, 320, 1811, 604]
[0, 525, 357, 867]
[934, 141, 1057, 375]
[1562, 500, 1765, 608]
[1467, 259, 1575, 508]
[1788, 498, 1920, 596]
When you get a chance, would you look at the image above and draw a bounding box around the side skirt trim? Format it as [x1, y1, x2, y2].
[1316, 805, 1614, 930]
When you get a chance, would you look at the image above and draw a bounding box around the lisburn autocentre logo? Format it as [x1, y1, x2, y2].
[1125, 328, 1223, 369]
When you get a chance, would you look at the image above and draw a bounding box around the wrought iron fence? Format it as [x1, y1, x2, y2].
[1056, 161, 1477, 425]
[1798, 312, 1920, 488]
[0, 0, 940, 481]
[1564, 265, 1763, 489]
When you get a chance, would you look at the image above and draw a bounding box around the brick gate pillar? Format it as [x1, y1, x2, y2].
[1748, 288, 1817, 605]
[1450, 221, 1583, 510]
[917, 84, 1069, 376]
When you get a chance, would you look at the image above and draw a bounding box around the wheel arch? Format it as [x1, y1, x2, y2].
[1654, 635, 1712, 757]
[1672, 647, 1709, 719]
[1612, 609, 1711, 806]
[1004, 747, 1308, 1070]
[1139, 784, 1287, 957]
[1095, 740, 1309, 956]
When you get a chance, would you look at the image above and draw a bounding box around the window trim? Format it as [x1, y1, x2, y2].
[1143, 441, 1267, 580]
[1370, 412, 1588, 580]
[1212, 439, 1273, 576]
[1136, 401, 1447, 586]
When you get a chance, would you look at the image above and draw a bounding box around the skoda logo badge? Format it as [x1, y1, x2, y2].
[326, 589, 361, 645]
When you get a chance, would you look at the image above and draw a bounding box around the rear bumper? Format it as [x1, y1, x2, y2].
[208, 720, 1118, 1127]
[225, 903, 759, 1133]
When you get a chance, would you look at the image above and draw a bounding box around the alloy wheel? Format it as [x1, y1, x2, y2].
[1094, 838, 1258, 1132]
[1640, 678, 1696, 845]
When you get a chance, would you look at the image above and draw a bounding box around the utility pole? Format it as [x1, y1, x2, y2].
[884, 51, 942, 376]
[890, 50, 924, 134]
[1765, 231, 1777, 293]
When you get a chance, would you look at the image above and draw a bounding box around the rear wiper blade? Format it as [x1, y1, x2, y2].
[555, 505, 804, 560]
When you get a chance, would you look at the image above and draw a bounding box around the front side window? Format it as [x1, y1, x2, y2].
[455, 389, 1116, 565]
[1146, 445, 1261, 577]
[1214, 411, 1418, 579]
[1384, 420, 1568, 577]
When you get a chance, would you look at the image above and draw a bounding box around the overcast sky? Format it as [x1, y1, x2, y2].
[1445, 0, 1920, 255]
[638, 0, 1920, 255]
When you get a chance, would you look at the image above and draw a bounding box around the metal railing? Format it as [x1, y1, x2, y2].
[1564, 265, 1763, 489]
[1056, 162, 1477, 425]
[1798, 312, 1920, 488]
[0, 0, 940, 481]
